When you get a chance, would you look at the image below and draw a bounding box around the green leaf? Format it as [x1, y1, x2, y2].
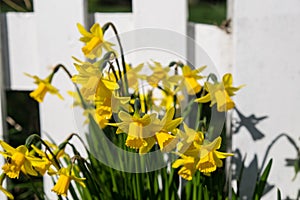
[277, 188, 281, 200]
[254, 159, 273, 200]
[203, 186, 210, 200]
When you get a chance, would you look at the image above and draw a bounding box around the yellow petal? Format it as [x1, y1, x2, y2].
[222, 73, 233, 87]
[215, 90, 235, 112]
[77, 23, 92, 38]
[0, 140, 16, 154]
[156, 132, 177, 152]
[0, 186, 14, 200]
[139, 137, 156, 154]
[101, 79, 119, 90]
[194, 93, 211, 103]
[184, 77, 201, 95]
[23, 160, 38, 176]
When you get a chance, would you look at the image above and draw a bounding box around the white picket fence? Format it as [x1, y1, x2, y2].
[1, 0, 300, 199]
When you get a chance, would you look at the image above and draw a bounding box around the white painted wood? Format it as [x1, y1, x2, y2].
[193, 23, 232, 77]
[32, 0, 86, 198]
[231, 0, 300, 199]
[6, 13, 38, 90]
[132, 0, 188, 66]
[94, 13, 134, 38]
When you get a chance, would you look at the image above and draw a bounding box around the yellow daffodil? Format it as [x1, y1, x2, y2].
[139, 108, 182, 154]
[72, 57, 119, 101]
[195, 73, 243, 112]
[155, 108, 182, 151]
[181, 65, 206, 95]
[110, 93, 131, 113]
[196, 137, 233, 175]
[146, 61, 170, 87]
[172, 154, 196, 181]
[51, 167, 86, 197]
[94, 105, 112, 128]
[0, 141, 45, 179]
[109, 111, 161, 150]
[159, 84, 183, 110]
[172, 135, 233, 180]
[25, 73, 63, 103]
[77, 23, 115, 59]
[125, 63, 146, 89]
[177, 123, 204, 153]
[30, 144, 62, 174]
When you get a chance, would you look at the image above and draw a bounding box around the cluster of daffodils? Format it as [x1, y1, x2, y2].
[0, 22, 243, 199]
[0, 135, 85, 199]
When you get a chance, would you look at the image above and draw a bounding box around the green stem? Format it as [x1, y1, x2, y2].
[193, 174, 197, 200]
[195, 103, 203, 131]
[106, 22, 129, 96]
[53, 64, 87, 110]
[108, 62, 119, 82]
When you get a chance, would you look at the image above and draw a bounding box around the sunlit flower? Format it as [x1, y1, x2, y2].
[72, 57, 119, 101]
[25, 73, 63, 103]
[139, 107, 182, 154]
[172, 154, 196, 181]
[77, 23, 115, 59]
[125, 63, 146, 89]
[30, 143, 63, 174]
[94, 105, 112, 128]
[195, 73, 243, 112]
[51, 167, 85, 197]
[109, 111, 161, 150]
[0, 141, 45, 179]
[159, 84, 183, 110]
[172, 135, 233, 180]
[177, 123, 204, 153]
[110, 93, 131, 113]
[196, 137, 233, 175]
[181, 65, 206, 95]
[146, 61, 170, 87]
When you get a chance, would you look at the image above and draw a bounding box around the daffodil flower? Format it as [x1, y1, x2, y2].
[146, 61, 170, 87]
[172, 135, 233, 180]
[172, 154, 196, 181]
[0, 140, 46, 179]
[139, 107, 183, 154]
[72, 57, 119, 101]
[25, 73, 63, 103]
[125, 63, 146, 89]
[159, 83, 183, 110]
[110, 93, 131, 113]
[77, 23, 115, 59]
[177, 123, 204, 153]
[95, 105, 112, 128]
[181, 65, 206, 95]
[109, 111, 161, 150]
[196, 137, 233, 175]
[30, 143, 64, 173]
[195, 73, 244, 112]
[51, 167, 86, 197]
